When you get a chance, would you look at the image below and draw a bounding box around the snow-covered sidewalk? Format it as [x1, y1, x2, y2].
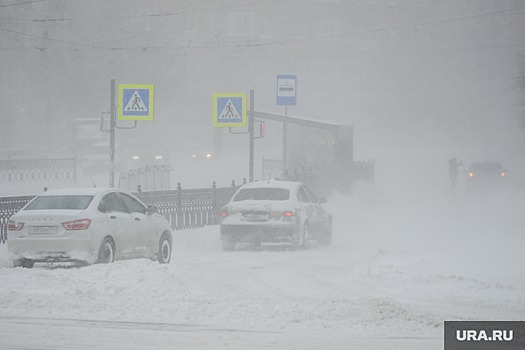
[0, 182, 523, 349]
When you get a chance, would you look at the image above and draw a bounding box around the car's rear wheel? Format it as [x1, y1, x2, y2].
[97, 237, 115, 264]
[294, 223, 309, 249]
[158, 232, 172, 264]
[13, 258, 34, 269]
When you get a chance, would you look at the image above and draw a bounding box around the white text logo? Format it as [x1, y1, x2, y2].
[456, 330, 513, 342]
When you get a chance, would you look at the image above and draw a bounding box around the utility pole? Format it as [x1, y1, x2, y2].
[283, 106, 288, 177]
[109, 79, 116, 188]
[249, 89, 254, 183]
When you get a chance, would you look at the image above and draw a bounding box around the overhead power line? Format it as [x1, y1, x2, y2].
[1, 1, 524, 53]
[0, 0, 286, 22]
[0, 25, 112, 49]
[0, 0, 45, 8]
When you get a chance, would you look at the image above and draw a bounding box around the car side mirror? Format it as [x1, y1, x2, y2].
[146, 205, 157, 215]
[319, 197, 327, 204]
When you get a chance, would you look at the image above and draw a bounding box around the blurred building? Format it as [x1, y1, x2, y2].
[1, 0, 523, 165]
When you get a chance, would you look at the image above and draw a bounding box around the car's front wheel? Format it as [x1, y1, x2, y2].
[158, 232, 172, 264]
[97, 237, 115, 264]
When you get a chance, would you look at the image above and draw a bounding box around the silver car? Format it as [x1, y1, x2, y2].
[7, 187, 172, 268]
[219, 180, 332, 250]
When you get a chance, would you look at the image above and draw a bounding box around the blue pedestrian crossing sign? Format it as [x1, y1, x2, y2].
[212, 93, 246, 128]
[118, 84, 154, 121]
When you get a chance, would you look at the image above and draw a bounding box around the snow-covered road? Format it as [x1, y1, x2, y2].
[0, 182, 523, 349]
[0, 315, 440, 350]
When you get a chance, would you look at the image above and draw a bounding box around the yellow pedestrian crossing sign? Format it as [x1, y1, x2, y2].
[213, 93, 246, 128]
[118, 84, 154, 121]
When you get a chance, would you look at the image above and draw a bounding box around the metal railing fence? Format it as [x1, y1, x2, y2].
[0, 182, 241, 244]
[0, 195, 35, 244]
[134, 182, 240, 230]
[119, 165, 172, 191]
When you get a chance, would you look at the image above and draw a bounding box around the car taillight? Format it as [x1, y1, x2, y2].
[283, 211, 294, 217]
[219, 210, 229, 218]
[7, 220, 24, 231]
[62, 219, 91, 230]
[500, 172, 506, 177]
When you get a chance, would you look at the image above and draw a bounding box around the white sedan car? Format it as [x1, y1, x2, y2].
[7, 187, 172, 268]
[219, 180, 332, 250]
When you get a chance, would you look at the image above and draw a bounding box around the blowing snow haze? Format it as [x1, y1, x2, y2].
[1, 0, 525, 191]
[1, 2, 525, 349]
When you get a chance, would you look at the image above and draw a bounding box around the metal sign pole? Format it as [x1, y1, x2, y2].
[249, 89, 254, 183]
[109, 79, 116, 188]
[276, 75, 296, 179]
[283, 106, 288, 178]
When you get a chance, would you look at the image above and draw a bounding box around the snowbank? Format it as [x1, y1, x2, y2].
[0, 180, 523, 346]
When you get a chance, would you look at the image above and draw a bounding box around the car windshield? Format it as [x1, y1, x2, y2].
[469, 163, 503, 172]
[233, 188, 290, 201]
[24, 195, 93, 210]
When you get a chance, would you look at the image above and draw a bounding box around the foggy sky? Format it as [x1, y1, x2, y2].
[1, 0, 524, 188]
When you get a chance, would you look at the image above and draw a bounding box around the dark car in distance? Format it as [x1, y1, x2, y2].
[465, 162, 508, 192]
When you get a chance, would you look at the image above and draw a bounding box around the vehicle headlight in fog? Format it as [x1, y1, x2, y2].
[191, 153, 212, 159]
[155, 155, 163, 160]
[132, 155, 140, 160]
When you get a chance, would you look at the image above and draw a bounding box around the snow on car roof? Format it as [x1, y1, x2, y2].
[36, 187, 115, 196]
[240, 180, 301, 190]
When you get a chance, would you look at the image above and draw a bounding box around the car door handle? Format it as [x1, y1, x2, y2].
[110, 215, 117, 219]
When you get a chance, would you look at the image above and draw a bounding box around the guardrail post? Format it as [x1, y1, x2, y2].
[176, 182, 182, 230]
[211, 181, 217, 225]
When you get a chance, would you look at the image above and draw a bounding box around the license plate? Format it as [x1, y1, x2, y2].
[29, 226, 58, 234]
[242, 212, 269, 222]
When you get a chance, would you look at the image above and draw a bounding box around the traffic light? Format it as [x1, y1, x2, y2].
[259, 121, 265, 138]
[254, 119, 265, 139]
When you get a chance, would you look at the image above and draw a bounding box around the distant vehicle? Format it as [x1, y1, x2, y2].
[7, 187, 172, 268]
[465, 161, 508, 192]
[125, 142, 171, 169]
[219, 180, 332, 250]
[190, 151, 214, 161]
